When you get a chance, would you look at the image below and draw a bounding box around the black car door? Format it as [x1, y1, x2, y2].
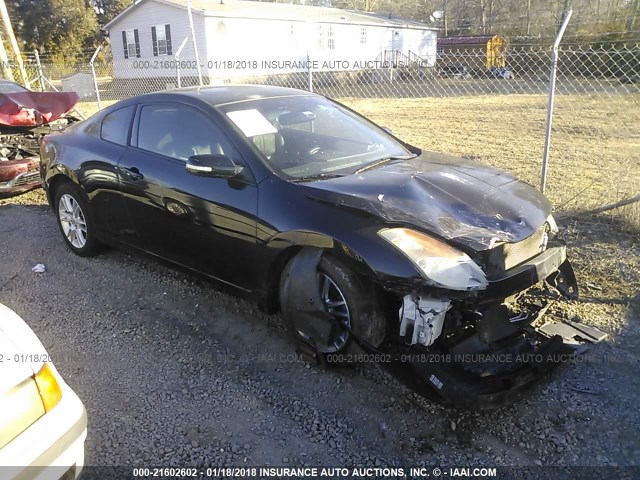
[81, 105, 138, 243]
[117, 101, 260, 290]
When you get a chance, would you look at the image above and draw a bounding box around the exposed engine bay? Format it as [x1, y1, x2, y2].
[0, 125, 71, 196]
[0, 80, 80, 196]
[0, 111, 79, 196]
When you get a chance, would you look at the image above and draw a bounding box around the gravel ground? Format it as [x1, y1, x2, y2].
[1, 192, 639, 475]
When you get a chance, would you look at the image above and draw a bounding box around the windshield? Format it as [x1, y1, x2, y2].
[220, 95, 414, 180]
[0, 81, 28, 94]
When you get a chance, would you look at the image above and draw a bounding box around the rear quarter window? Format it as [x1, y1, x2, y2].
[101, 106, 135, 146]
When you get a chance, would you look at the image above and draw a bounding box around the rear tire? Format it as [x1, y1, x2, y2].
[54, 182, 100, 257]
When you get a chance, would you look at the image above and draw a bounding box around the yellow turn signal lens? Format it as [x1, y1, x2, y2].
[34, 363, 63, 412]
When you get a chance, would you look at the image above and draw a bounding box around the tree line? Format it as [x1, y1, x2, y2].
[298, 0, 639, 43]
[6, 0, 130, 61]
[4, 0, 639, 63]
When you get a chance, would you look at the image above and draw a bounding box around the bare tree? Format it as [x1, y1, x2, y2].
[330, 0, 634, 41]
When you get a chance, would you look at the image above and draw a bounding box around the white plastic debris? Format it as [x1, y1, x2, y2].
[31, 264, 46, 273]
[399, 296, 450, 347]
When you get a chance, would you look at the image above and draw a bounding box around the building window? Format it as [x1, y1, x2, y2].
[360, 27, 367, 44]
[328, 26, 335, 50]
[317, 25, 324, 49]
[122, 29, 140, 59]
[152, 24, 172, 56]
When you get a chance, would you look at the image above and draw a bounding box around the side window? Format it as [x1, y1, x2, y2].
[101, 106, 135, 146]
[137, 104, 236, 162]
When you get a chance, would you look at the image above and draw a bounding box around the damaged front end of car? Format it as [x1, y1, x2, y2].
[281, 218, 591, 410]
[0, 88, 79, 197]
[278, 153, 605, 409]
[386, 222, 581, 409]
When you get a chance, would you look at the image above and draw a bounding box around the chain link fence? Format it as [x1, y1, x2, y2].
[8, 26, 640, 230]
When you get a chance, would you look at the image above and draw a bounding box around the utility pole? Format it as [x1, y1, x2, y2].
[186, 0, 203, 86]
[626, 0, 639, 32]
[480, 0, 487, 34]
[0, 0, 27, 85]
[443, 0, 448, 36]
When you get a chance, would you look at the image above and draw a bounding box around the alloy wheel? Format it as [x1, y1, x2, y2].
[58, 194, 88, 249]
[319, 273, 351, 352]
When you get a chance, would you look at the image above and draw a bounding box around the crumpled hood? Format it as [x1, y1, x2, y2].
[300, 151, 552, 251]
[0, 91, 79, 127]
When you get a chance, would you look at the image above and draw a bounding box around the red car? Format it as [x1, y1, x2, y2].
[0, 79, 78, 197]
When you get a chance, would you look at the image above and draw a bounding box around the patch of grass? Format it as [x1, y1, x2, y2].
[75, 100, 118, 119]
[339, 93, 640, 229]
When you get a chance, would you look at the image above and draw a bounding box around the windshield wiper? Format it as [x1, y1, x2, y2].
[292, 172, 346, 183]
[353, 155, 416, 174]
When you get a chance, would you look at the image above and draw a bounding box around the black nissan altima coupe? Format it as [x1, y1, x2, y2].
[40, 85, 579, 408]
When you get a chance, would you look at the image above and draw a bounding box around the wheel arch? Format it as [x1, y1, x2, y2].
[45, 171, 80, 209]
[260, 231, 379, 314]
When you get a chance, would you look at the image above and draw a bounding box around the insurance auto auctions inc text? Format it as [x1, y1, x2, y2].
[136, 59, 428, 70]
[207, 466, 498, 478]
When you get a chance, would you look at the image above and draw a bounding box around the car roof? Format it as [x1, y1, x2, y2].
[131, 84, 316, 108]
[0, 78, 23, 87]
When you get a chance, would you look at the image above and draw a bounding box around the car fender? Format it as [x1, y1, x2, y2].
[265, 230, 380, 275]
[266, 230, 334, 249]
[43, 169, 80, 208]
[260, 231, 382, 313]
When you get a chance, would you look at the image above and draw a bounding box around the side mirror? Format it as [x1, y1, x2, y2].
[185, 154, 243, 178]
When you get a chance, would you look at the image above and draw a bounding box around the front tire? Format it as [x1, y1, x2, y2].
[280, 252, 388, 359]
[54, 182, 100, 257]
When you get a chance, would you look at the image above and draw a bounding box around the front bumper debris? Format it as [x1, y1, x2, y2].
[481, 244, 568, 301]
[538, 318, 608, 345]
[282, 242, 604, 409]
[407, 334, 573, 409]
[394, 251, 606, 409]
[0, 168, 40, 195]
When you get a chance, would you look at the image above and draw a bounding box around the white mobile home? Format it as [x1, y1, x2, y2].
[104, 0, 438, 80]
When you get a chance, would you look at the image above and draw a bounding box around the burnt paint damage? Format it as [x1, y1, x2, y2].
[300, 151, 551, 252]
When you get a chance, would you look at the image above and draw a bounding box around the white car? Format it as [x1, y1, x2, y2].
[0, 303, 87, 479]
